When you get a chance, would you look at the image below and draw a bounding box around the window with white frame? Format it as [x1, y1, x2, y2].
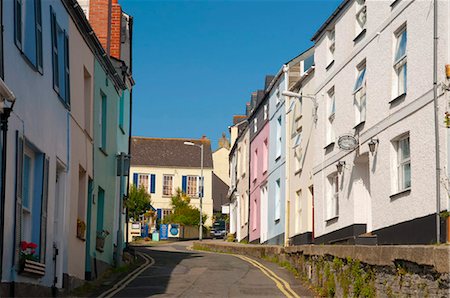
[242, 140, 247, 176]
[326, 87, 336, 145]
[276, 88, 281, 106]
[327, 29, 335, 65]
[353, 62, 367, 125]
[327, 173, 339, 220]
[16, 136, 49, 263]
[163, 175, 173, 196]
[253, 149, 258, 182]
[238, 147, 242, 177]
[275, 179, 281, 221]
[264, 104, 268, 120]
[355, 0, 367, 36]
[187, 176, 198, 196]
[263, 139, 268, 173]
[252, 197, 257, 231]
[295, 190, 302, 234]
[395, 135, 411, 191]
[254, 118, 257, 133]
[294, 148, 303, 173]
[138, 174, 149, 192]
[393, 26, 407, 97]
[276, 116, 282, 158]
[162, 208, 172, 220]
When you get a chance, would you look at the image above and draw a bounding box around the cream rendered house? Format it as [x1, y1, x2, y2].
[285, 47, 316, 245]
[130, 137, 214, 226]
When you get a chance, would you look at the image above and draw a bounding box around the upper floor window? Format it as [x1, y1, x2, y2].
[163, 175, 173, 196]
[254, 118, 257, 133]
[275, 88, 281, 106]
[326, 87, 336, 145]
[327, 29, 335, 66]
[276, 116, 282, 159]
[15, 0, 43, 72]
[99, 93, 107, 151]
[119, 92, 125, 133]
[353, 62, 367, 125]
[264, 104, 268, 120]
[253, 149, 258, 182]
[393, 26, 407, 97]
[355, 0, 367, 36]
[263, 139, 268, 173]
[51, 7, 70, 106]
[187, 175, 199, 197]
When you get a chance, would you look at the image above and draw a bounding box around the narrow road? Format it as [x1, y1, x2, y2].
[109, 240, 315, 298]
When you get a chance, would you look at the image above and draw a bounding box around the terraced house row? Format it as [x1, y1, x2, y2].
[0, 0, 133, 295]
[228, 0, 450, 247]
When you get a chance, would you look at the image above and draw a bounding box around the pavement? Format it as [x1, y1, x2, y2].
[104, 240, 316, 298]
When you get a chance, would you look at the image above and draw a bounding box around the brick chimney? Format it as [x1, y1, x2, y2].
[88, 0, 122, 59]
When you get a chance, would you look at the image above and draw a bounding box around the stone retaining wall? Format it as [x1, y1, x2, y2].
[193, 242, 450, 297]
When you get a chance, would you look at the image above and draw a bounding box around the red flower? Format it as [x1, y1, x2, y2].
[20, 241, 28, 251]
[27, 242, 38, 249]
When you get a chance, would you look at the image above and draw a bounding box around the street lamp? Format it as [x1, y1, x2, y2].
[0, 78, 15, 282]
[183, 141, 204, 241]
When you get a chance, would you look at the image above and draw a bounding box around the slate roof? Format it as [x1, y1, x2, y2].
[131, 137, 213, 168]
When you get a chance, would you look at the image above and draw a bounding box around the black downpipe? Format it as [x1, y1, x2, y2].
[125, 16, 133, 250]
[0, 107, 12, 287]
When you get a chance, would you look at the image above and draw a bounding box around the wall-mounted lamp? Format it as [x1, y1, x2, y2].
[336, 161, 346, 174]
[368, 138, 379, 154]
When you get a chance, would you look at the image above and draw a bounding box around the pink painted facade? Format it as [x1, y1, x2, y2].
[249, 122, 269, 243]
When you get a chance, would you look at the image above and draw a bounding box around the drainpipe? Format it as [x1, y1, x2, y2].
[433, 0, 441, 244]
[0, 106, 12, 283]
[282, 64, 290, 247]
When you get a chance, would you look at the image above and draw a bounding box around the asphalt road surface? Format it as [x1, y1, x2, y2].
[110, 240, 315, 298]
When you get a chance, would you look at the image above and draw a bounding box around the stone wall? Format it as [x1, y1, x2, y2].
[193, 242, 450, 297]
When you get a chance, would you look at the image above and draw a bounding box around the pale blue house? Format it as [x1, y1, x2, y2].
[266, 66, 288, 245]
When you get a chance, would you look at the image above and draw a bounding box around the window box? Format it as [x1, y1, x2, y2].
[96, 230, 110, 252]
[19, 259, 46, 278]
[18, 241, 45, 278]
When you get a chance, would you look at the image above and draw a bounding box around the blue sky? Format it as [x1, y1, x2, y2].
[122, 0, 340, 149]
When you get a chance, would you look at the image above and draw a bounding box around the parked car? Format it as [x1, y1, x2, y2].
[210, 220, 226, 239]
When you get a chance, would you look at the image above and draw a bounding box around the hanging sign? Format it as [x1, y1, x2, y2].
[338, 134, 358, 151]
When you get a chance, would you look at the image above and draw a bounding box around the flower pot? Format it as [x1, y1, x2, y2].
[96, 236, 105, 252]
[19, 259, 46, 278]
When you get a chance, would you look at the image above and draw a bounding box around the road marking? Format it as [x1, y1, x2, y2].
[235, 255, 301, 298]
[98, 251, 155, 298]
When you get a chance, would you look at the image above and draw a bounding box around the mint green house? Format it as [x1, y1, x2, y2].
[85, 59, 131, 278]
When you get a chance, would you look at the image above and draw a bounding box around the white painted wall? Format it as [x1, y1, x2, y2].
[312, 0, 449, 240]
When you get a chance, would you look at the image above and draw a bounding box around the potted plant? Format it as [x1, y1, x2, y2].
[76, 218, 86, 240]
[96, 230, 110, 252]
[19, 241, 45, 277]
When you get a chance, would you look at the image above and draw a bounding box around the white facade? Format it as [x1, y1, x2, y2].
[312, 0, 449, 244]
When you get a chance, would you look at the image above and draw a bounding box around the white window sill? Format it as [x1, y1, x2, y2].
[326, 215, 339, 223]
[326, 60, 335, 70]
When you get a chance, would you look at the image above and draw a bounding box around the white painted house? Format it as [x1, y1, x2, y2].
[311, 0, 449, 244]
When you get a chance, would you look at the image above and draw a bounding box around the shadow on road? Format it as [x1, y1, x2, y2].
[116, 246, 203, 297]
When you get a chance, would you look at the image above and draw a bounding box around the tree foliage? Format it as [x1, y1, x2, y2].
[125, 185, 152, 220]
[163, 188, 207, 226]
